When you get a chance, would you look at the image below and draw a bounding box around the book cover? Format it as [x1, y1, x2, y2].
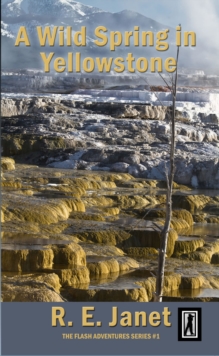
[1, 0, 219, 355]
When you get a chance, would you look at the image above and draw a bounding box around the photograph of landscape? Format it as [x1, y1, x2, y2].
[1, 0, 219, 304]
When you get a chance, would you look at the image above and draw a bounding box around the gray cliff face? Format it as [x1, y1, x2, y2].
[1, 97, 219, 189]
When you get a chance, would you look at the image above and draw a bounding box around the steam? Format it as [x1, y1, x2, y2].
[119, 0, 219, 73]
[182, 0, 219, 73]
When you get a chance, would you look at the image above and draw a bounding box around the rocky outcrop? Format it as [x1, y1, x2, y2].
[1, 157, 15, 171]
[44, 267, 90, 287]
[1, 274, 65, 302]
[182, 241, 219, 264]
[52, 243, 86, 266]
[173, 238, 205, 257]
[119, 228, 178, 257]
[62, 285, 148, 302]
[87, 256, 139, 277]
[1, 98, 167, 119]
[136, 273, 206, 301]
[1, 242, 87, 272]
[2, 248, 54, 272]
[2, 97, 219, 188]
[2, 192, 85, 224]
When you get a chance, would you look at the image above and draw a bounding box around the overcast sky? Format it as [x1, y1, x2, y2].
[80, 0, 219, 28]
[80, 0, 219, 72]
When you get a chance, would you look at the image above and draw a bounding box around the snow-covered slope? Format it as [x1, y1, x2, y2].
[2, 0, 104, 18]
[1, 21, 15, 38]
[2, 0, 170, 39]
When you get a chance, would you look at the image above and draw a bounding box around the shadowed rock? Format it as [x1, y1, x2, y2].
[119, 228, 178, 257]
[122, 247, 158, 257]
[173, 238, 205, 257]
[173, 195, 212, 213]
[2, 247, 54, 272]
[62, 286, 148, 302]
[52, 243, 86, 266]
[211, 253, 219, 264]
[180, 276, 204, 289]
[136, 274, 182, 301]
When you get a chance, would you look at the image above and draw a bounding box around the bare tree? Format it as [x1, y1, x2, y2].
[130, 46, 180, 301]
[154, 46, 180, 302]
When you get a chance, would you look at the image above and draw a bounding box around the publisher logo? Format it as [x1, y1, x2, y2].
[178, 308, 202, 341]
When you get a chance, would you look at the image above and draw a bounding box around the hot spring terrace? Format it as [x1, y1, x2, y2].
[72, 89, 219, 111]
[2, 89, 219, 117]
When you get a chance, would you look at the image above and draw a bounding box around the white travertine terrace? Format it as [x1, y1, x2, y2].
[74, 89, 219, 112]
[2, 89, 219, 120]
